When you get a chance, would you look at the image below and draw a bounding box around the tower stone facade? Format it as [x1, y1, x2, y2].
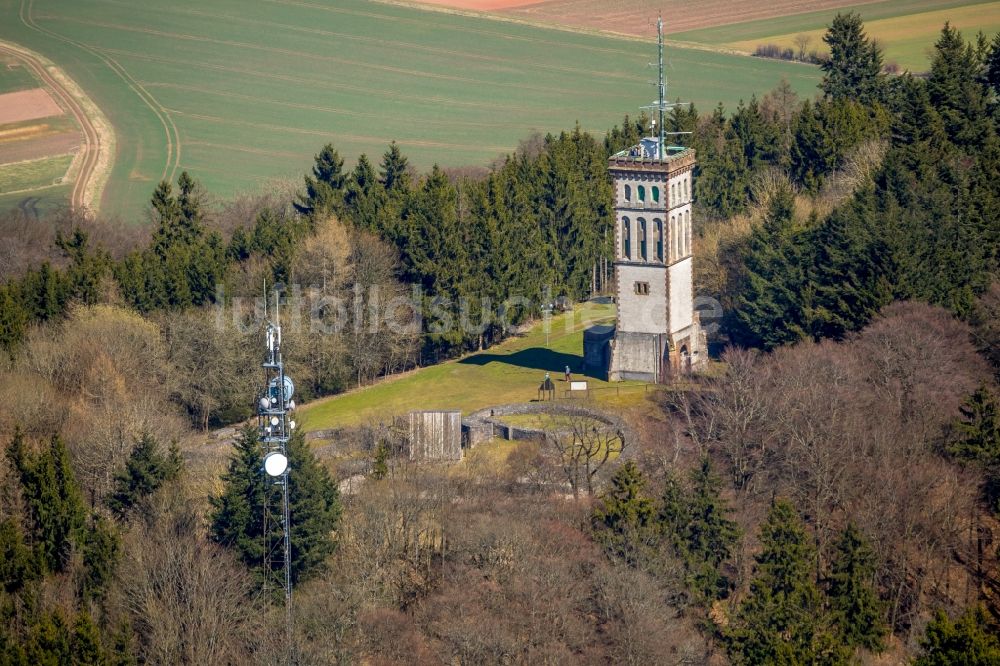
[585, 139, 706, 382]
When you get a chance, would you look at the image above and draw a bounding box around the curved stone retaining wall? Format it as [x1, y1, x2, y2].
[461, 402, 634, 450]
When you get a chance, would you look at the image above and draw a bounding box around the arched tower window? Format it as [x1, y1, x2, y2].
[669, 215, 676, 262]
[652, 186, 660, 203]
[621, 217, 631, 260]
[654, 219, 663, 262]
[680, 211, 687, 257]
[678, 210, 684, 256]
[674, 214, 681, 259]
[638, 185, 646, 201]
[638, 218, 647, 260]
[670, 183, 676, 206]
[685, 210, 691, 256]
[624, 184, 631, 201]
[677, 213, 683, 257]
[683, 178, 688, 201]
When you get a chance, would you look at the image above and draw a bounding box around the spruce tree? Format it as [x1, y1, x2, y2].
[728, 96, 782, 170]
[151, 172, 205, 256]
[211, 425, 340, 586]
[379, 141, 410, 194]
[396, 164, 465, 297]
[0, 518, 38, 593]
[295, 143, 347, 220]
[57, 228, 111, 308]
[915, 606, 1000, 666]
[141, 172, 222, 310]
[26, 610, 74, 666]
[820, 12, 885, 106]
[986, 32, 1000, 99]
[790, 98, 876, 192]
[27, 262, 67, 322]
[592, 461, 655, 563]
[107, 433, 182, 519]
[286, 430, 341, 583]
[949, 386, 1000, 464]
[344, 153, 384, 231]
[729, 500, 844, 665]
[809, 188, 893, 340]
[371, 442, 389, 480]
[210, 425, 268, 575]
[657, 469, 687, 554]
[683, 457, 740, 601]
[71, 611, 109, 666]
[149, 180, 180, 239]
[692, 108, 751, 218]
[886, 74, 948, 171]
[8, 432, 86, 573]
[948, 386, 1000, 510]
[928, 23, 993, 149]
[176, 170, 203, 231]
[827, 523, 887, 651]
[732, 186, 809, 349]
[0, 284, 28, 354]
[79, 514, 120, 599]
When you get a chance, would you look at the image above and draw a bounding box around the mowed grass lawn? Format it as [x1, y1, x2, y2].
[0, 0, 819, 218]
[298, 301, 649, 431]
[673, 0, 999, 72]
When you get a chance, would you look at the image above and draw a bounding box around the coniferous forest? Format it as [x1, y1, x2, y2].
[0, 14, 998, 664]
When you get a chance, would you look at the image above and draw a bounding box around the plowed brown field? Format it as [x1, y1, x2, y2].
[403, 0, 537, 8]
[406, 0, 883, 37]
[0, 87, 64, 124]
[0, 130, 80, 164]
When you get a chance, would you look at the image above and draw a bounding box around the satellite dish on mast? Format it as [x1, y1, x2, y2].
[268, 376, 295, 402]
[263, 451, 289, 477]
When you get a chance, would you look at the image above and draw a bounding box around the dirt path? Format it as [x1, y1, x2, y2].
[0, 41, 109, 212]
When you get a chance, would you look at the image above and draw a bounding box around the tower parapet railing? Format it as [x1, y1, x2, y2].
[610, 143, 692, 164]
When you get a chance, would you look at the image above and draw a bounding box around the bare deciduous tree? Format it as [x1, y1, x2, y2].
[793, 33, 812, 60]
[705, 347, 772, 494]
[543, 411, 627, 498]
[688, 302, 991, 639]
[110, 489, 270, 665]
[161, 306, 258, 430]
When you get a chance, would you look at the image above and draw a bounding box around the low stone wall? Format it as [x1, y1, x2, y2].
[462, 421, 494, 448]
[462, 402, 634, 449]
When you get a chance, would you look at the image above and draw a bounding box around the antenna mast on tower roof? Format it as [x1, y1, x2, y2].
[642, 15, 690, 159]
[657, 14, 665, 158]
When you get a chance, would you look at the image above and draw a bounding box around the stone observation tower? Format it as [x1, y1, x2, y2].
[584, 16, 706, 382]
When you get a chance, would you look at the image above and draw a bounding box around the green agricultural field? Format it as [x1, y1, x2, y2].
[298, 301, 653, 431]
[0, 153, 72, 193]
[0, 57, 36, 92]
[0, 182, 70, 214]
[0, 0, 820, 219]
[673, 0, 999, 72]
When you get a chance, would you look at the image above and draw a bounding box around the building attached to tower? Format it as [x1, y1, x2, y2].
[584, 139, 707, 382]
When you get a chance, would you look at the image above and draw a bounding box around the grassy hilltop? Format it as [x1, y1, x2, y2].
[298, 301, 654, 431]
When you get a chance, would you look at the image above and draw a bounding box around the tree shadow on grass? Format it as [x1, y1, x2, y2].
[459, 347, 586, 376]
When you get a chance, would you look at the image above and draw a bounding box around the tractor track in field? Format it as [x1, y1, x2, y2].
[19, 0, 175, 191]
[0, 42, 100, 212]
